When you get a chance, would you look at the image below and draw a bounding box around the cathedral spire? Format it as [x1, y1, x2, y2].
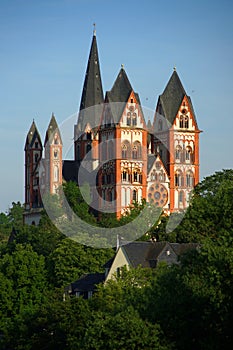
[79, 31, 104, 112]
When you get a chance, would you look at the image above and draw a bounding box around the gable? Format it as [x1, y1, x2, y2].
[119, 91, 146, 129]
[172, 96, 199, 131]
[105, 247, 130, 282]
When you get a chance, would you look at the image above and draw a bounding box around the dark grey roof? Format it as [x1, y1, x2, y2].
[122, 241, 198, 268]
[147, 154, 156, 173]
[44, 114, 62, 146]
[105, 68, 143, 124]
[24, 121, 42, 150]
[159, 70, 186, 124]
[68, 273, 105, 293]
[77, 33, 104, 132]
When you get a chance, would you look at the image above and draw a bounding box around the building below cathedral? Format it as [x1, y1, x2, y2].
[24, 30, 201, 225]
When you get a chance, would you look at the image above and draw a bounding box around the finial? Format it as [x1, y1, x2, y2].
[121, 63, 124, 70]
[93, 23, 96, 36]
[173, 66, 176, 71]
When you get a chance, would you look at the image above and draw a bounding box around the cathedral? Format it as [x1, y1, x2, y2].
[24, 30, 200, 225]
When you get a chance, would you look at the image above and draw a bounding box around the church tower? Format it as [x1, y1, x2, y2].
[24, 121, 43, 224]
[44, 114, 63, 194]
[153, 69, 200, 212]
[74, 29, 104, 172]
[98, 67, 147, 218]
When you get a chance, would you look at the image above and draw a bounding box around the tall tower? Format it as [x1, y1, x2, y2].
[153, 69, 200, 212]
[44, 114, 63, 194]
[98, 67, 147, 218]
[74, 29, 104, 172]
[24, 121, 43, 224]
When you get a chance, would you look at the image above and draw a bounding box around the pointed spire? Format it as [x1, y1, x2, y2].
[79, 32, 104, 112]
[44, 114, 62, 145]
[107, 67, 133, 103]
[25, 120, 42, 150]
[159, 70, 187, 124]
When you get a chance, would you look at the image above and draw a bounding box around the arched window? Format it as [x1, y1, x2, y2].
[186, 171, 194, 187]
[35, 153, 39, 163]
[132, 189, 137, 202]
[175, 146, 182, 161]
[175, 170, 183, 187]
[132, 141, 142, 159]
[184, 116, 189, 128]
[179, 115, 184, 128]
[185, 146, 192, 162]
[132, 113, 137, 126]
[179, 191, 184, 203]
[54, 166, 59, 182]
[121, 169, 129, 182]
[127, 112, 131, 126]
[159, 171, 165, 182]
[121, 141, 130, 159]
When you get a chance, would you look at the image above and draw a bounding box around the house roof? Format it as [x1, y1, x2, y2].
[67, 272, 105, 293]
[121, 241, 199, 268]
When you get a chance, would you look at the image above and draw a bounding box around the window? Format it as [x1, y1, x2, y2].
[133, 189, 137, 202]
[179, 115, 184, 128]
[179, 191, 184, 203]
[54, 150, 58, 159]
[175, 146, 182, 160]
[127, 112, 131, 126]
[184, 116, 189, 128]
[35, 142, 38, 149]
[132, 141, 141, 159]
[54, 166, 59, 182]
[175, 171, 183, 187]
[132, 113, 137, 126]
[34, 153, 39, 163]
[186, 171, 194, 187]
[185, 147, 192, 162]
[121, 141, 130, 159]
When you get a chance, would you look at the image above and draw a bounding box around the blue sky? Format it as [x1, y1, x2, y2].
[1, 0, 233, 212]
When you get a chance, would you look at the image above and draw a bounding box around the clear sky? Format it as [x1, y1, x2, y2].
[1, 0, 233, 212]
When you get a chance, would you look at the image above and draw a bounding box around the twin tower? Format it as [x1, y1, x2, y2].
[24, 31, 200, 225]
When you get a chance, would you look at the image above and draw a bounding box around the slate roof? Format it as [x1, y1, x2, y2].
[77, 33, 104, 132]
[159, 70, 186, 124]
[121, 241, 199, 268]
[62, 160, 80, 183]
[24, 121, 42, 150]
[66, 273, 105, 293]
[105, 67, 142, 124]
[147, 154, 157, 173]
[44, 114, 62, 145]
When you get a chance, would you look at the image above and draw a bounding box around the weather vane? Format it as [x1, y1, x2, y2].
[93, 23, 96, 36]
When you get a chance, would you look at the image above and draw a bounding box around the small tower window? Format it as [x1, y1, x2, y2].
[127, 112, 131, 126]
[184, 116, 189, 128]
[35, 154, 39, 163]
[175, 146, 182, 161]
[132, 113, 137, 126]
[35, 142, 38, 149]
[179, 115, 184, 128]
[185, 146, 192, 162]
